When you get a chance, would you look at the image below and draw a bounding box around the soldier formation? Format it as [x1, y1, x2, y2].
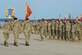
[2, 17, 82, 47]
[31, 19, 82, 41]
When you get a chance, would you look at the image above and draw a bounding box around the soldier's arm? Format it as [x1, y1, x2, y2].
[11, 22, 14, 29]
[2, 25, 5, 29]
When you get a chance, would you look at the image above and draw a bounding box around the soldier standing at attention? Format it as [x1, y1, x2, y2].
[44, 20, 48, 38]
[47, 20, 52, 39]
[76, 21, 81, 41]
[12, 18, 22, 46]
[59, 20, 63, 40]
[80, 21, 82, 40]
[23, 18, 31, 46]
[51, 20, 55, 39]
[62, 21, 66, 40]
[55, 21, 59, 39]
[39, 20, 45, 40]
[71, 21, 76, 41]
[66, 21, 71, 40]
[2, 20, 11, 46]
[36, 21, 40, 34]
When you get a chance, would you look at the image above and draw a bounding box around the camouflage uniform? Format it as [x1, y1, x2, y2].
[71, 23, 76, 41]
[62, 22, 66, 40]
[66, 21, 71, 40]
[31, 24, 34, 34]
[47, 21, 52, 39]
[34, 22, 37, 34]
[36, 22, 40, 34]
[23, 20, 31, 46]
[51, 20, 55, 39]
[55, 21, 59, 39]
[80, 22, 82, 40]
[58, 21, 63, 40]
[2, 21, 11, 46]
[12, 20, 22, 46]
[76, 22, 81, 41]
[39, 21, 45, 40]
[44, 21, 48, 38]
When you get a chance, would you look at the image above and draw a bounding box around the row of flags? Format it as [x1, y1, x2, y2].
[6, 2, 32, 20]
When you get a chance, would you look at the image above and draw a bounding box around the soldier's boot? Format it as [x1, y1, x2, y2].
[25, 42, 30, 46]
[57, 36, 60, 40]
[45, 35, 47, 38]
[78, 36, 81, 41]
[41, 36, 44, 40]
[53, 36, 55, 39]
[14, 42, 18, 46]
[78, 38, 81, 41]
[49, 35, 52, 39]
[47, 36, 51, 39]
[4, 41, 9, 47]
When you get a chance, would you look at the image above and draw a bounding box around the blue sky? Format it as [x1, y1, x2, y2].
[0, 0, 82, 20]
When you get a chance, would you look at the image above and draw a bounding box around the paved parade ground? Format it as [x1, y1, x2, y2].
[0, 29, 82, 55]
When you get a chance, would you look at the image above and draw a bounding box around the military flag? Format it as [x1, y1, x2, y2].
[6, 8, 15, 18]
[25, 3, 32, 20]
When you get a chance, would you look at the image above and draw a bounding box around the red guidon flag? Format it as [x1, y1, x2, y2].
[25, 3, 32, 20]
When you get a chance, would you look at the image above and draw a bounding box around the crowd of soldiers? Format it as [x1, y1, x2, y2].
[32, 19, 82, 41]
[2, 18, 31, 47]
[2, 17, 82, 47]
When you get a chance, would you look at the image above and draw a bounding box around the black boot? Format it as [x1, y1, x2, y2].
[41, 37, 44, 40]
[4, 41, 9, 47]
[14, 42, 18, 46]
[25, 42, 30, 46]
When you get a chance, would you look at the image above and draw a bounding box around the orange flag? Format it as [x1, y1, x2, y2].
[25, 3, 32, 20]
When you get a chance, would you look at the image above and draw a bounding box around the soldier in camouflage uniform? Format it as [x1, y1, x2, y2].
[66, 21, 71, 40]
[55, 21, 59, 39]
[36, 21, 40, 34]
[39, 20, 45, 40]
[47, 20, 52, 39]
[34, 22, 37, 34]
[30, 22, 34, 34]
[76, 21, 81, 41]
[62, 21, 66, 40]
[12, 18, 22, 46]
[44, 21, 48, 38]
[71, 21, 76, 41]
[80, 21, 82, 40]
[2, 20, 11, 46]
[23, 19, 31, 46]
[58, 20, 63, 40]
[32, 22, 35, 34]
[51, 20, 55, 39]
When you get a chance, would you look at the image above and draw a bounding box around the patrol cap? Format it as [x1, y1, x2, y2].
[13, 18, 17, 20]
[5, 20, 8, 22]
[41, 19, 44, 21]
